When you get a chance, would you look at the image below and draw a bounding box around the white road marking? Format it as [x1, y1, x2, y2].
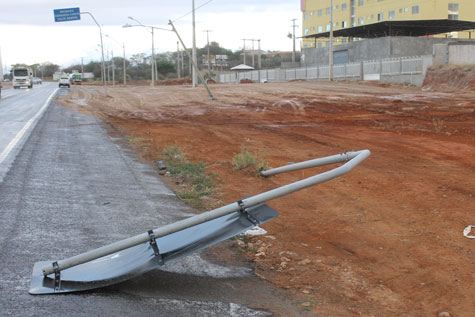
[0, 88, 58, 165]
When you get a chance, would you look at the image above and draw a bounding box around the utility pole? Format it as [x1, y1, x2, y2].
[123, 43, 126, 85]
[242, 39, 246, 65]
[124, 18, 167, 87]
[251, 39, 255, 67]
[203, 30, 213, 75]
[151, 27, 156, 86]
[169, 20, 215, 100]
[80, 57, 84, 81]
[0, 47, 4, 82]
[291, 19, 297, 66]
[192, 0, 198, 87]
[105, 35, 127, 85]
[106, 50, 110, 84]
[181, 50, 184, 76]
[111, 50, 115, 85]
[258, 39, 262, 69]
[329, 0, 334, 81]
[177, 41, 181, 78]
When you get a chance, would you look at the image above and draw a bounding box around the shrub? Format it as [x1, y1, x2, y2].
[232, 148, 269, 173]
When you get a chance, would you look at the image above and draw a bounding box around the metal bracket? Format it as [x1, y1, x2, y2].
[52, 261, 61, 292]
[148, 230, 164, 265]
[237, 200, 259, 226]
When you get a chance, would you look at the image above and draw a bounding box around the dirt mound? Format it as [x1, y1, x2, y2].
[158, 77, 192, 86]
[423, 65, 475, 91]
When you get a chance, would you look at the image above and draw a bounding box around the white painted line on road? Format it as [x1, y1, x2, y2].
[0, 88, 59, 165]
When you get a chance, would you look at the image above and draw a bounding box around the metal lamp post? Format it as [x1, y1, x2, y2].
[192, 0, 198, 87]
[329, 0, 334, 81]
[124, 17, 156, 86]
[80, 11, 107, 95]
[106, 35, 127, 85]
[124, 19, 173, 87]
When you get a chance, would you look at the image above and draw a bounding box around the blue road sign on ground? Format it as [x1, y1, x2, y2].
[54, 7, 81, 22]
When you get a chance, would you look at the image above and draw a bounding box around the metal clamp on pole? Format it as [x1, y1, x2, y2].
[52, 261, 61, 292]
[237, 200, 259, 226]
[148, 230, 164, 265]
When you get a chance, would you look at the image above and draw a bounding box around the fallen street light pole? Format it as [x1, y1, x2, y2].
[168, 20, 215, 100]
[30, 150, 370, 294]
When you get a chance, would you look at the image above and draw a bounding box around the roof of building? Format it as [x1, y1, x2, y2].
[230, 64, 255, 70]
[303, 19, 475, 39]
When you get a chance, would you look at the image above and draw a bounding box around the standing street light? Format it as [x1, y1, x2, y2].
[329, 0, 334, 81]
[106, 35, 127, 85]
[203, 30, 213, 75]
[191, 0, 198, 88]
[124, 17, 156, 86]
[80, 11, 107, 94]
[124, 18, 172, 86]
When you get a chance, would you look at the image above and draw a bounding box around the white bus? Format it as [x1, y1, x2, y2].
[13, 67, 33, 89]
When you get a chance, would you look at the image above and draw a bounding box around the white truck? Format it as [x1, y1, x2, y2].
[13, 67, 34, 89]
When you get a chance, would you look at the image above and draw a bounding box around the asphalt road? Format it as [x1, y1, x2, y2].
[0, 85, 302, 316]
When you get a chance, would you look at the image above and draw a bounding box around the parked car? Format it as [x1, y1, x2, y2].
[58, 76, 71, 88]
[33, 77, 42, 84]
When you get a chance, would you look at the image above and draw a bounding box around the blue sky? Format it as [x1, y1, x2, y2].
[0, 0, 302, 69]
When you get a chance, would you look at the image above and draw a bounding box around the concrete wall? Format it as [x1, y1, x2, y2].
[302, 36, 470, 67]
[448, 43, 475, 64]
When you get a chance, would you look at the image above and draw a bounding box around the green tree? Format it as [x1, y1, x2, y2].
[156, 60, 175, 76]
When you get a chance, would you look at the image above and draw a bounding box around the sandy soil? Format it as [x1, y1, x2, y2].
[60, 81, 475, 316]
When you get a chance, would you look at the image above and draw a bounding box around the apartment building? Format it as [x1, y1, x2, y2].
[301, 0, 475, 48]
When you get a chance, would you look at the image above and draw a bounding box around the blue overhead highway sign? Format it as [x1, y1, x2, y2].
[54, 8, 81, 22]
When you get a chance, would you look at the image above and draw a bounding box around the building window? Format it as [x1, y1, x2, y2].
[326, 24, 331, 31]
[318, 9, 322, 16]
[326, 7, 331, 14]
[399, 8, 403, 13]
[304, 28, 309, 36]
[412, 5, 419, 14]
[304, 13, 308, 20]
[378, 13, 384, 21]
[448, 14, 459, 20]
[318, 25, 323, 32]
[342, 38, 347, 44]
[358, 0, 364, 6]
[342, 3, 347, 10]
[404, 7, 408, 13]
[318, 42, 323, 48]
[359, 17, 364, 25]
[304, 44, 308, 48]
[448, 3, 459, 12]
[342, 21, 347, 27]
[389, 10, 395, 19]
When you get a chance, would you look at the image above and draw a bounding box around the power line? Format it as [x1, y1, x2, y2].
[172, 0, 216, 23]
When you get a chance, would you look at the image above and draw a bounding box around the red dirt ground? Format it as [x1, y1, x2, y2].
[60, 80, 475, 316]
